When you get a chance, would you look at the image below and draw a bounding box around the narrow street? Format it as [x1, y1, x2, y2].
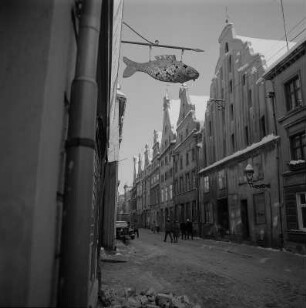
[101, 229, 306, 308]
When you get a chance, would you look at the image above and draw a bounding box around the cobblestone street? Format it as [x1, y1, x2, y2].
[101, 229, 306, 308]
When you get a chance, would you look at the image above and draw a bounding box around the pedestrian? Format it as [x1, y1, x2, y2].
[180, 221, 186, 240]
[173, 220, 180, 243]
[133, 221, 139, 238]
[186, 218, 193, 240]
[155, 221, 160, 233]
[152, 220, 156, 233]
[163, 217, 173, 243]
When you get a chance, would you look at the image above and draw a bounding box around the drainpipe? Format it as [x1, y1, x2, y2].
[58, 0, 102, 307]
[268, 83, 284, 249]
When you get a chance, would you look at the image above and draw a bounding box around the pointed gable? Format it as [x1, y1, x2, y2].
[177, 85, 193, 126]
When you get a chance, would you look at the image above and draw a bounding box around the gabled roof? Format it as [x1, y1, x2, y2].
[236, 35, 296, 68]
[168, 98, 180, 133]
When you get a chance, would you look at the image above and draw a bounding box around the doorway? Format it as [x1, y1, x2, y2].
[240, 199, 250, 239]
[217, 198, 229, 231]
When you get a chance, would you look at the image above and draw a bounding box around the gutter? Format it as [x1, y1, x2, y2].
[58, 0, 102, 306]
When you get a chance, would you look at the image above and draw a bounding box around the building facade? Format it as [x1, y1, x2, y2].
[159, 93, 180, 230]
[173, 86, 209, 235]
[0, 0, 124, 306]
[263, 35, 306, 254]
[199, 23, 292, 248]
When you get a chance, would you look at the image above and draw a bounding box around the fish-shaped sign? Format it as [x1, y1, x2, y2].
[123, 55, 199, 83]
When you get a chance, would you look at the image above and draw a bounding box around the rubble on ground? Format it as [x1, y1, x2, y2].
[98, 286, 201, 308]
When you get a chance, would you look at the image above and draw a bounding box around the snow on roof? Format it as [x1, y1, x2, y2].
[168, 98, 180, 132]
[263, 32, 306, 79]
[236, 35, 296, 68]
[199, 134, 279, 174]
[190, 95, 210, 122]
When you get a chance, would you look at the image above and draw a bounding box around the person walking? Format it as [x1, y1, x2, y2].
[163, 217, 173, 243]
[173, 220, 180, 243]
[180, 221, 186, 240]
[186, 218, 193, 240]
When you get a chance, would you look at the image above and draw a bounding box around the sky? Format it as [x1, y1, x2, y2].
[117, 0, 306, 193]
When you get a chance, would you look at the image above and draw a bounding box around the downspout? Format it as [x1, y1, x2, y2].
[269, 82, 284, 249]
[58, 0, 102, 307]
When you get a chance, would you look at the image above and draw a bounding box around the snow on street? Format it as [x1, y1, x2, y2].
[101, 229, 306, 308]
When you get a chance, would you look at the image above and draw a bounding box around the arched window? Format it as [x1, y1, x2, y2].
[225, 42, 229, 53]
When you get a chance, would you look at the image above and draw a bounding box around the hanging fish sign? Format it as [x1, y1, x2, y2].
[123, 55, 199, 84]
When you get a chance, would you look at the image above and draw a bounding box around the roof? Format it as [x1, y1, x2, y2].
[168, 98, 180, 132]
[199, 134, 279, 174]
[262, 32, 306, 79]
[236, 35, 296, 68]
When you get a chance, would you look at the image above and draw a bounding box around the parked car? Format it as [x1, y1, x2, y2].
[115, 220, 135, 242]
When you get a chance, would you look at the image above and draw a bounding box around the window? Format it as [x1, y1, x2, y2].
[242, 74, 246, 86]
[192, 148, 195, 161]
[290, 132, 306, 160]
[260, 115, 266, 138]
[285, 75, 303, 111]
[180, 177, 184, 193]
[180, 157, 183, 169]
[230, 104, 234, 120]
[218, 170, 226, 190]
[180, 133, 183, 142]
[231, 133, 235, 151]
[165, 187, 168, 201]
[229, 80, 233, 93]
[209, 121, 212, 136]
[165, 155, 168, 165]
[169, 185, 173, 200]
[161, 188, 164, 202]
[245, 126, 249, 146]
[296, 192, 306, 231]
[191, 170, 196, 188]
[204, 176, 209, 193]
[248, 89, 252, 107]
[186, 152, 189, 165]
[204, 202, 213, 224]
[254, 193, 266, 224]
[186, 173, 190, 191]
[225, 42, 229, 53]
[228, 55, 232, 72]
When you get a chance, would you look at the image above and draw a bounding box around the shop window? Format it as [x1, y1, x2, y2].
[285, 75, 303, 111]
[290, 132, 306, 160]
[296, 193, 306, 231]
[254, 193, 266, 224]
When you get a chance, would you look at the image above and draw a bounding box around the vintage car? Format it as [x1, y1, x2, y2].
[115, 220, 135, 241]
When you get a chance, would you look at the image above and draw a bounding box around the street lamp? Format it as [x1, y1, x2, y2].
[244, 164, 270, 189]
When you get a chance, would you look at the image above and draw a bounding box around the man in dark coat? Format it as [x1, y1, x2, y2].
[163, 217, 173, 243]
[186, 219, 193, 240]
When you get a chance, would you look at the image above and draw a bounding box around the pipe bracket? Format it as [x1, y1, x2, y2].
[65, 137, 96, 150]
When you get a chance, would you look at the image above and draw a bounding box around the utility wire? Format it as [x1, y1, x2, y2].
[213, 19, 306, 102]
[122, 21, 154, 45]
